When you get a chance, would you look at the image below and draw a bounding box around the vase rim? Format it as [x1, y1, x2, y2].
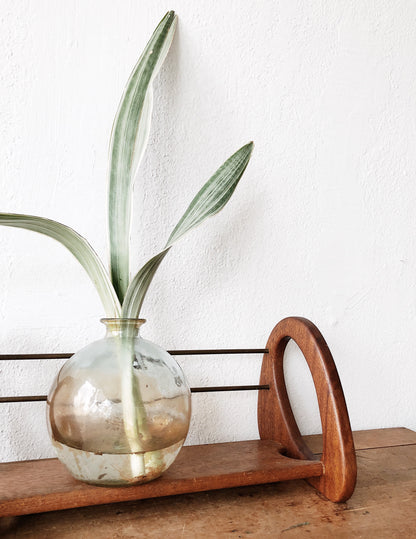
[100, 317, 146, 329]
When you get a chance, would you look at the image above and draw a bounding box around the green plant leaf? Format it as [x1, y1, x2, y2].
[0, 213, 121, 317]
[121, 249, 170, 318]
[108, 11, 177, 304]
[121, 142, 254, 318]
[165, 142, 254, 247]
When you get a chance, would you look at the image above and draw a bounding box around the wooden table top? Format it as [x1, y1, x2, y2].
[1, 428, 415, 538]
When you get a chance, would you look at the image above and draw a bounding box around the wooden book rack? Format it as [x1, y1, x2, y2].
[0, 317, 356, 517]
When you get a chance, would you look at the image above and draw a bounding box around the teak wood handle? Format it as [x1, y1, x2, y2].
[258, 317, 357, 502]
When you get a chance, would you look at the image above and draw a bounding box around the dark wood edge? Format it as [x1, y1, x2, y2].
[258, 317, 357, 502]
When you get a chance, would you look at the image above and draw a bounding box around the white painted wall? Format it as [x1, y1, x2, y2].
[1, 0, 415, 462]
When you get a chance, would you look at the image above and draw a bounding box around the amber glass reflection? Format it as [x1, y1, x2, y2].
[47, 319, 191, 486]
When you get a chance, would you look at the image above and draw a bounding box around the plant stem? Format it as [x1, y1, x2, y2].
[117, 331, 149, 477]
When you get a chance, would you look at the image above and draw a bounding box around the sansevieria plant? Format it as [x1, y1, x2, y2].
[2, 12, 253, 485]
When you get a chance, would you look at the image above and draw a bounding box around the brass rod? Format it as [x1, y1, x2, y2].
[0, 396, 48, 403]
[170, 349, 268, 356]
[0, 385, 270, 403]
[0, 349, 268, 361]
[191, 385, 270, 393]
[0, 354, 72, 360]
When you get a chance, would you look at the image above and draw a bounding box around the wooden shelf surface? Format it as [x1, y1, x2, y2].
[2, 427, 413, 519]
[2, 428, 415, 538]
[0, 439, 323, 517]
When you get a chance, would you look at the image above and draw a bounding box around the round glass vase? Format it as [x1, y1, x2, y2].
[47, 318, 191, 486]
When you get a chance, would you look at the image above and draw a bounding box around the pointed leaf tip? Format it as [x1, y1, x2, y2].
[122, 142, 254, 318]
[162, 11, 177, 26]
[108, 10, 178, 303]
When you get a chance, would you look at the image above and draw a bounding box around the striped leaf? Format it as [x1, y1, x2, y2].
[166, 142, 254, 247]
[108, 11, 177, 304]
[0, 214, 121, 317]
[121, 142, 254, 318]
[121, 249, 170, 318]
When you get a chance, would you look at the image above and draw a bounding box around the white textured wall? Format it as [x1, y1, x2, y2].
[1, 1, 415, 462]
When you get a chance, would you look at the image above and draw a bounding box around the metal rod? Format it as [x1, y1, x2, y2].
[191, 384, 269, 393]
[0, 349, 268, 361]
[0, 354, 73, 360]
[170, 349, 268, 356]
[0, 384, 270, 403]
[0, 396, 48, 403]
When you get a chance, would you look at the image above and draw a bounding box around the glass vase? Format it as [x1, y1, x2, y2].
[47, 318, 191, 486]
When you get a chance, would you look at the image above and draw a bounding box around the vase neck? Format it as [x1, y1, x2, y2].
[100, 318, 146, 338]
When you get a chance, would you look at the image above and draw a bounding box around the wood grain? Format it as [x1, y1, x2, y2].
[258, 316, 357, 502]
[0, 440, 323, 517]
[1, 429, 414, 539]
[305, 427, 416, 454]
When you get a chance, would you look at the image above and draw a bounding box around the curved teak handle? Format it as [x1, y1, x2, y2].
[258, 317, 357, 502]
